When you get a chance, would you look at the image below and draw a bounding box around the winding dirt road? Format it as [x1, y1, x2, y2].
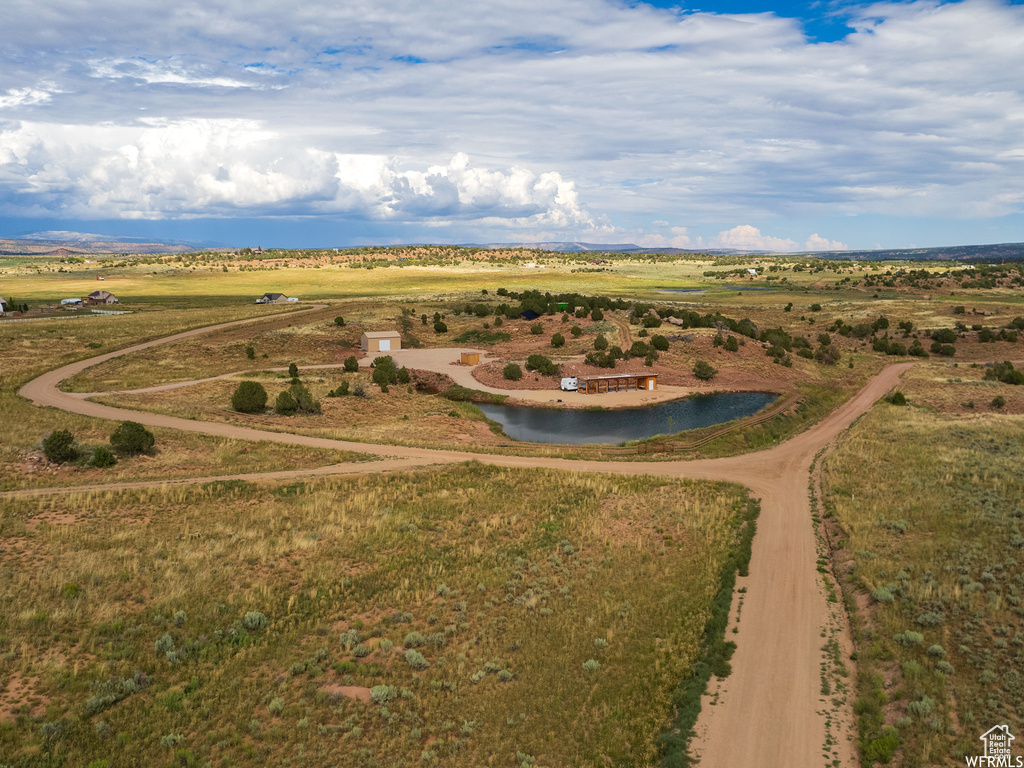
[15, 309, 913, 767]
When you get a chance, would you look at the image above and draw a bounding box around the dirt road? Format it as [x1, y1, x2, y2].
[16, 310, 913, 767]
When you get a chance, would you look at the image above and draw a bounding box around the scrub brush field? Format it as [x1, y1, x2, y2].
[0, 466, 755, 768]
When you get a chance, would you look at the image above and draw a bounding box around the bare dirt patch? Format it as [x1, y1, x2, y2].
[320, 683, 373, 705]
[0, 673, 48, 723]
[25, 509, 79, 531]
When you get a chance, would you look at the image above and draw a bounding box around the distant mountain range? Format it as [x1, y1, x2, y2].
[468, 241, 740, 255]
[472, 241, 1024, 260]
[1, 231, 1022, 261]
[0, 231, 222, 255]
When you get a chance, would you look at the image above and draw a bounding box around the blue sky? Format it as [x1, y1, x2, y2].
[1, 0, 1022, 252]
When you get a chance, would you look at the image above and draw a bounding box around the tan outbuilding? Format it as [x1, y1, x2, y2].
[578, 373, 658, 394]
[361, 331, 402, 353]
[460, 352, 480, 365]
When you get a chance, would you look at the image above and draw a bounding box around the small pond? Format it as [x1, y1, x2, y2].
[477, 391, 777, 445]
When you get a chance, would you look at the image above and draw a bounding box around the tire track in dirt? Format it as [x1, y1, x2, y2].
[15, 308, 915, 768]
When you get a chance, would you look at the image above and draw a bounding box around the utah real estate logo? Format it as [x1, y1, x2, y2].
[966, 724, 1022, 767]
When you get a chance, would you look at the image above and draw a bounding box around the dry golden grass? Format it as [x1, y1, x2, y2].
[822, 395, 1024, 764]
[0, 465, 747, 767]
[0, 307, 360, 491]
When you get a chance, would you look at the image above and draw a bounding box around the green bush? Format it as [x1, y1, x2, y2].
[288, 362, 299, 378]
[862, 727, 899, 762]
[525, 354, 558, 376]
[433, 320, 448, 334]
[232, 381, 268, 413]
[397, 367, 411, 384]
[372, 356, 398, 389]
[594, 334, 608, 351]
[90, 446, 117, 468]
[551, 333, 565, 348]
[288, 383, 321, 414]
[991, 395, 1006, 409]
[984, 361, 1024, 385]
[693, 360, 717, 381]
[334, 316, 345, 326]
[275, 390, 297, 415]
[590, 308, 604, 321]
[343, 356, 359, 373]
[110, 421, 155, 455]
[452, 329, 511, 345]
[43, 429, 77, 464]
[651, 334, 669, 351]
[887, 391, 907, 406]
[503, 363, 523, 381]
[245, 346, 255, 360]
[530, 323, 544, 335]
[570, 325, 582, 337]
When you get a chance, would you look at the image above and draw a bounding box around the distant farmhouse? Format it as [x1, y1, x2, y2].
[0, 297, 8, 314]
[84, 290, 118, 305]
[361, 331, 402, 353]
[255, 293, 298, 304]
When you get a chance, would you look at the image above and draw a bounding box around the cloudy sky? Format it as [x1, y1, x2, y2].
[1, 0, 1022, 251]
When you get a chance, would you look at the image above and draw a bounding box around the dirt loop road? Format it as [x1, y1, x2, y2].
[17, 308, 914, 768]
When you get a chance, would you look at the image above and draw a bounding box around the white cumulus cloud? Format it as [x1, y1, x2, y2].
[0, 0, 1022, 246]
[0, 119, 594, 228]
[709, 225, 847, 252]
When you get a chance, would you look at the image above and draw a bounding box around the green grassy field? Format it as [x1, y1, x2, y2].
[0, 466, 752, 768]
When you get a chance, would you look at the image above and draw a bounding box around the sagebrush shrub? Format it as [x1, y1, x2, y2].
[242, 611, 268, 631]
[405, 649, 429, 669]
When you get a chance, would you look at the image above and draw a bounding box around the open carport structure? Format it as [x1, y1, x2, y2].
[578, 373, 658, 394]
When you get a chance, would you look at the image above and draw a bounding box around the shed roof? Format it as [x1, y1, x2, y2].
[361, 331, 402, 339]
[577, 373, 658, 382]
[87, 290, 115, 300]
